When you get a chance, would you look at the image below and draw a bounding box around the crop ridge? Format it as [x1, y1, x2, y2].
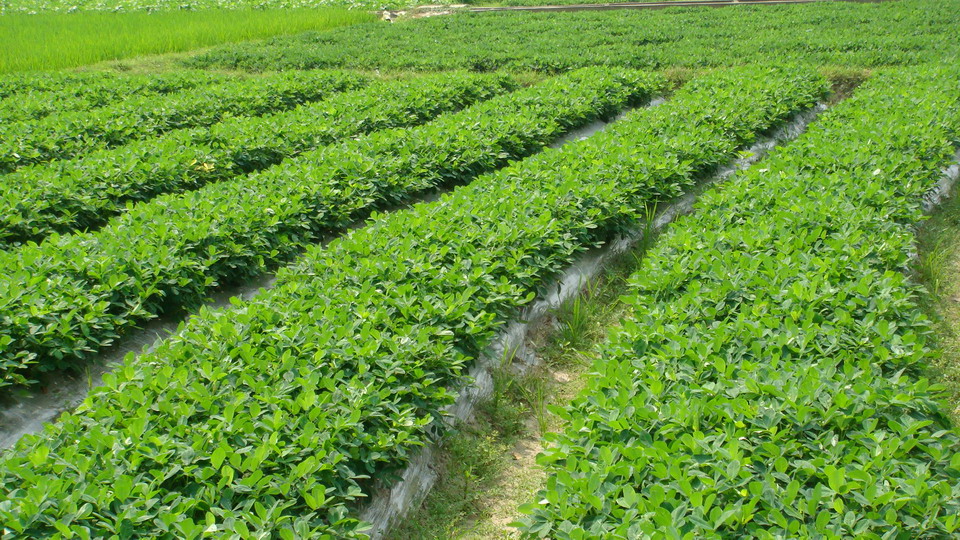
[0, 74, 630, 449]
[0, 65, 825, 537]
[518, 65, 960, 538]
[0, 72, 515, 247]
[0, 70, 233, 123]
[188, 0, 960, 73]
[0, 68, 663, 388]
[0, 69, 370, 173]
[375, 99, 828, 539]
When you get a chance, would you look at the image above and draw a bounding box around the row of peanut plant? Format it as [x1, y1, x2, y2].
[518, 66, 960, 538]
[0, 69, 369, 173]
[0, 71, 231, 124]
[0, 70, 201, 98]
[0, 72, 515, 246]
[0, 67, 664, 387]
[0, 66, 825, 538]
[188, 0, 960, 73]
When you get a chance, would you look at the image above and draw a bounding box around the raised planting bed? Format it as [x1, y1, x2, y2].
[0, 65, 825, 537]
[518, 65, 960, 539]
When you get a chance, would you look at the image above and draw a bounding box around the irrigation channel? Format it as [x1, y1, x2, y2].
[359, 102, 829, 537]
[0, 98, 659, 451]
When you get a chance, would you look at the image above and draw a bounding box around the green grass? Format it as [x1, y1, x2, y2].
[386, 363, 529, 539]
[916, 188, 960, 423]
[0, 9, 376, 74]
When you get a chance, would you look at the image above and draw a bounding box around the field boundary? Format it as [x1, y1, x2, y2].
[389, 0, 888, 17]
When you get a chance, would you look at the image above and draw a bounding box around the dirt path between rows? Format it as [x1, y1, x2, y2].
[390, 104, 828, 538]
[917, 157, 960, 423]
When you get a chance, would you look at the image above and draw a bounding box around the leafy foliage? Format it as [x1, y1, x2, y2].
[189, 0, 960, 73]
[0, 72, 516, 246]
[0, 70, 231, 123]
[0, 69, 371, 173]
[517, 66, 960, 538]
[0, 65, 823, 538]
[0, 67, 664, 387]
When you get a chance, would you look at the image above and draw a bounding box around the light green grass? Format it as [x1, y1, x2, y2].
[0, 9, 376, 74]
[2, 0, 419, 13]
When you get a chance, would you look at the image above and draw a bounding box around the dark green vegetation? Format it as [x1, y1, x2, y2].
[2, 0, 960, 536]
[392, 258, 644, 538]
[0, 66, 824, 537]
[0, 70, 373, 173]
[0, 9, 376, 73]
[0, 70, 229, 123]
[518, 66, 960, 538]
[0, 68, 659, 388]
[189, 0, 960, 73]
[0, 72, 515, 246]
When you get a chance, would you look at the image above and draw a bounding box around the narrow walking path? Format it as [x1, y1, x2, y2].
[917, 177, 960, 423]
[389, 261, 628, 539]
[391, 101, 831, 538]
